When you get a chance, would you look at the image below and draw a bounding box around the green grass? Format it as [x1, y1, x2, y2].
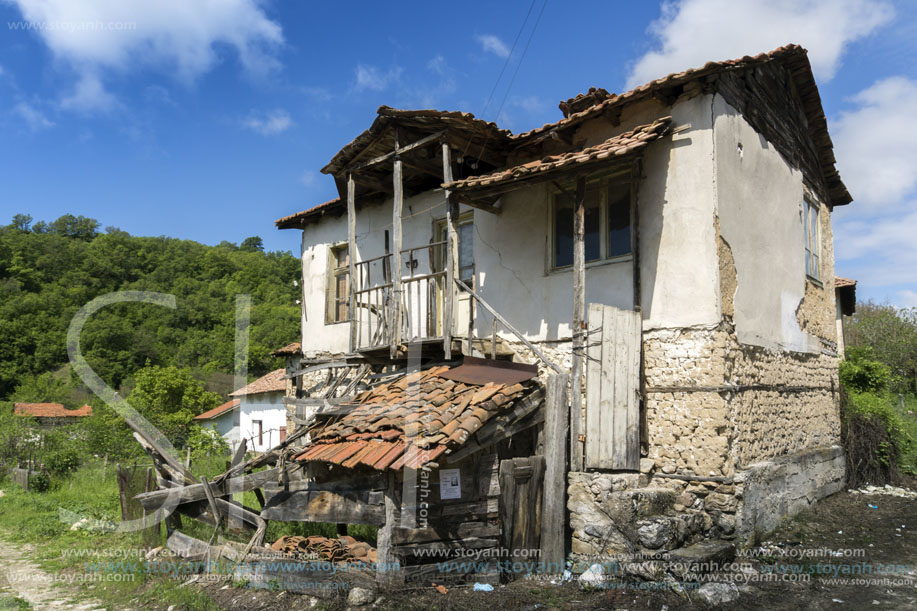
[896, 394, 917, 474]
[0, 459, 221, 610]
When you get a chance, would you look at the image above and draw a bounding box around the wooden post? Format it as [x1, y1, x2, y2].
[391, 129, 404, 358]
[442, 141, 457, 360]
[376, 472, 400, 583]
[348, 174, 357, 353]
[571, 176, 586, 471]
[541, 373, 569, 569]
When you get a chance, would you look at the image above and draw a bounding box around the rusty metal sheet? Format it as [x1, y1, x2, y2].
[437, 355, 538, 386]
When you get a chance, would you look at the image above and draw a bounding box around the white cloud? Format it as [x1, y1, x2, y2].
[300, 170, 316, 187]
[832, 76, 917, 209]
[242, 109, 293, 136]
[834, 205, 917, 287]
[476, 34, 510, 59]
[5, 0, 283, 111]
[12, 101, 54, 130]
[354, 64, 402, 92]
[627, 0, 894, 87]
[898, 289, 917, 308]
[59, 72, 118, 113]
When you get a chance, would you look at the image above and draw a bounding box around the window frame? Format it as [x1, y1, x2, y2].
[325, 242, 350, 325]
[253, 419, 263, 446]
[548, 173, 635, 273]
[803, 197, 821, 282]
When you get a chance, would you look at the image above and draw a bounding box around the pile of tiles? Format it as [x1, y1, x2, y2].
[270, 535, 377, 564]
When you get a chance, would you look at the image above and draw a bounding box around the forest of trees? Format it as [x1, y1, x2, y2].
[0, 213, 301, 405]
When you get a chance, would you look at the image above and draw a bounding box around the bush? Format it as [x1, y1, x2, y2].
[839, 347, 893, 393]
[28, 471, 50, 492]
[841, 387, 917, 485]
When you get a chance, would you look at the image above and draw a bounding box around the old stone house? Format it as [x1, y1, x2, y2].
[270, 44, 850, 566]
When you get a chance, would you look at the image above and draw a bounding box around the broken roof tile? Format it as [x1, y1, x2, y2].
[295, 361, 538, 471]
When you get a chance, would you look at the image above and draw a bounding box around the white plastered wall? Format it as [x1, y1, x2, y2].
[713, 93, 825, 353]
[239, 392, 287, 452]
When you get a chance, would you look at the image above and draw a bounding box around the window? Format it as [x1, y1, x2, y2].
[552, 176, 632, 269]
[279, 426, 287, 443]
[804, 198, 820, 280]
[253, 419, 263, 446]
[326, 244, 349, 323]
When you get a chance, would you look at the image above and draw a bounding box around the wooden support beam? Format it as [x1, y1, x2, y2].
[571, 176, 586, 471]
[200, 475, 223, 526]
[391, 129, 404, 359]
[348, 174, 357, 353]
[541, 374, 569, 567]
[442, 141, 456, 360]
[347, 129, 446, 172]
[135, 466, 289, 511]
[454, 278, 564, 374]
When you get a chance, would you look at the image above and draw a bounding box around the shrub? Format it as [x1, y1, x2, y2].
[841, 387, 917, 485]
[839, 347, 893, 393]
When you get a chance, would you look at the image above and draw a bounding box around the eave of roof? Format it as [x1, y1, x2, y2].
[275, 198, 344, 230]
[321, 106, 511, 177]
[444, 117, 671, 194]
[271, 341, 302, 357]
[194, 398, 240, 421]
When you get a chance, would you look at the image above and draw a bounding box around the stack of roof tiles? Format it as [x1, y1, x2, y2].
[271, 535, 377, 564]
[294, 366, 534, 471]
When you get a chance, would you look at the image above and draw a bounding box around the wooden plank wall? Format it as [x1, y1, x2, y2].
[585, 303, 642, 470]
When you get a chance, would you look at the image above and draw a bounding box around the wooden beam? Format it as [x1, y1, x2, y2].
[283, 361, 355, 380]
[348, 174, 357, 353]
[347, 130, 446, 172]
[442, 141, 456, 360]
[541, 374, 569, 567]
[391, 129, 404, 358]
[571, 176, 586, 471]
[449, 192, 502, 215]
[135, 466, 289, 511]
[454, 278, 564, 374]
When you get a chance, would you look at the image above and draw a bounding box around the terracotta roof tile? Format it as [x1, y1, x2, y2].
[230, 369, 286, 397]
[275, 199, 344, 229]
[13, 403, 92, 418]
[271, 342, 302, 357]
[444, 118, 672, 193]
[193, 399, 240, 421]
[295, 363, 538, 471]
[834, 276, 856, 288]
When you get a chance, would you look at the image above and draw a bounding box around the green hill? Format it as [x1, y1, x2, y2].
[0, 213, 300, 403]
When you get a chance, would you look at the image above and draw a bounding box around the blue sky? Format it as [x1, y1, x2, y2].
[1, 0, 915, 307]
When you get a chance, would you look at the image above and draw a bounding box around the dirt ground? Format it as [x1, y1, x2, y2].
[3, 481, 913, 610]
[188, 479, 917, 611]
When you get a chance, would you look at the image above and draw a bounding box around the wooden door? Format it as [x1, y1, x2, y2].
[585, 303, 641, 470]
[499, 455, 545, 577]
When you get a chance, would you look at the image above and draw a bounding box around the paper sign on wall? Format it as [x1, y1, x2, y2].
[439, 468, 461, 500]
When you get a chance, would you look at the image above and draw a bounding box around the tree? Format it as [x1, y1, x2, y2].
[127, 365, 221, 445]
[10, 214, 32, 232]
[48, 214, 100, 241]
[240, 236, 264, 252]
[844, 301, 917, 393]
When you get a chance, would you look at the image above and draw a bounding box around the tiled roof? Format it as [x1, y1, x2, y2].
[193, 399, 240, 421]
[230, 369, 287, 397]
[511, 44, 850, 207]
[444, 118, 671, 193]
[321, 106, 511, 176]
[271, 342, 302, 357]
[294, 365, 538, 471]
[275, 198, 343, 229]
[834, 277, 856, 288]
[14, 403, 92, 418]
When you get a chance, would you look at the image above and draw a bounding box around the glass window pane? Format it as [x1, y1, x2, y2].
[607, 185, 631, 258]
[555, 189, 600, 267]
[554, 199, 573, 268]
[458, 223, 474, 270]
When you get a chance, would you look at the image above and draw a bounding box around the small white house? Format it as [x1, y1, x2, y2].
[230, 369, 288, 453]
[193, 398, 240, 452]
